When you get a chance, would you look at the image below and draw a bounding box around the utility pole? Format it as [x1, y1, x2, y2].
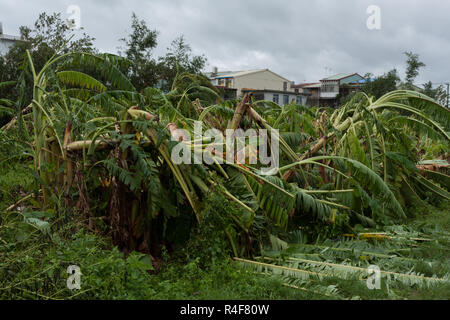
[446, 82, 449, 108]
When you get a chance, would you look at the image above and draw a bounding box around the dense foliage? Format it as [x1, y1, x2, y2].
[1, 43, 448, 255]
[0, 12, 449, 300]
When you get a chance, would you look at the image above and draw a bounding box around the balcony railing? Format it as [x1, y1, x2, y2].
[320, 91, 339, 99]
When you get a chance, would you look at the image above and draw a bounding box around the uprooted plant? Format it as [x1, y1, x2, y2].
[0, 46, 449, 264]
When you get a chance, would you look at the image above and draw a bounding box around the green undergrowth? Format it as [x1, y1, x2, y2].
[0, 213, 310, 300]
[236, 200, 450, 300]
[1, 163, 449, 300]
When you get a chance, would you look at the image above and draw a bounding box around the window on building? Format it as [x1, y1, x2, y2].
[224, 89, 237, 101]
[283, 95, 289, 105]
[254, 93, 264, 101]
[225, 78, 232, 88]
[218, 78, 225, 86]
[273, 94, 279, 104]
[283, 82, 288, 91]
[321, 81, 339, 93]
[296, 95, 302, 105]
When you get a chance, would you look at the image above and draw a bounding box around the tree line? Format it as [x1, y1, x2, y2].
[0, 12, 207, 125]
[341, 51, 449, 105]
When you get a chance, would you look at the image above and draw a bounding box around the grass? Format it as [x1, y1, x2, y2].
[0, 163, 449, 300]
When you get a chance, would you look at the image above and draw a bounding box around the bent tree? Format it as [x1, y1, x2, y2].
[1, 46, 449, 257]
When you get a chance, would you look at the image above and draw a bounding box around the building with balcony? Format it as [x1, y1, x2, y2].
[0, 22, 21, 55]
[292, 73, 364, 107]
[291, 83, 320, 107]
[241, 88, 306, 106]
[319, 73, 364, 107]
[205, 68, 307, 105]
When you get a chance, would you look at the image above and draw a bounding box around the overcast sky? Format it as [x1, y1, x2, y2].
[1, 0, 449, 86]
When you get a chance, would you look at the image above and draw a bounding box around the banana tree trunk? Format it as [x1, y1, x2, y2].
[282, 132, 336, 181]
[230, 93, 252, 130]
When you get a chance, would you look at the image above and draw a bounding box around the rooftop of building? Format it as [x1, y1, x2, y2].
[205, 68, 291, 82]
[320, 73, 364, 81]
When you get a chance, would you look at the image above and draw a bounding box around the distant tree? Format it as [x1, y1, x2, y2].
[362, 69, 400, 99]
[404, 51, 425, 88]
[10, 12, 95, 76]
[26, 12, 95, 53]
[157, 35, 207, 92]
[0, 12, 95, 80]
[119, 13, 159, 90]
[0, 12, 95, 114]
[422, 81, 448, 106]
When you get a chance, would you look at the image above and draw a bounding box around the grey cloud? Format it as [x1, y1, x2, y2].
[0, 0, 449, 85]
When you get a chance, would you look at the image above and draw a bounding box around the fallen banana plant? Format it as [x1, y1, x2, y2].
[0, 46, 448, 260]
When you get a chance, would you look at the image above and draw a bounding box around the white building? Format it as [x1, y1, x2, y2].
[206, 68, 308, 105]
[241, 88, 306, 105]
[0, 22, 21, 56]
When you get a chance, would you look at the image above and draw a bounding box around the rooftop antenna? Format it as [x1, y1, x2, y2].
[212, 66, 218, 77]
